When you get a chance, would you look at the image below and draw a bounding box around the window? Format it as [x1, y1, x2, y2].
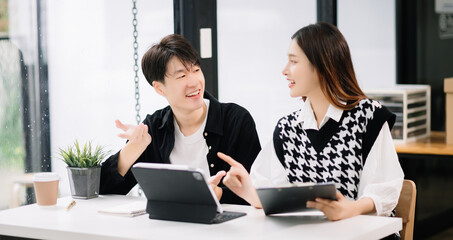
[0, 0, 26, 209]
[0, 0, 51, 209]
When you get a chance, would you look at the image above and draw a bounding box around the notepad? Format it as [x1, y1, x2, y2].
[98, 201, 147, 217]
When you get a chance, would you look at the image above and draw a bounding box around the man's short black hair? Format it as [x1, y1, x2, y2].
[141, 34, 201, 86]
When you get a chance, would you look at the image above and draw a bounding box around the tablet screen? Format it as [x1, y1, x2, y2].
[257, 182, 337, 215]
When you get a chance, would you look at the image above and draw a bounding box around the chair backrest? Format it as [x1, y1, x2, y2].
[395, 179, 417, 240]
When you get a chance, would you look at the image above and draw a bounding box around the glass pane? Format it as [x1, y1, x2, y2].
[46, 0, 173, 197]
[337, 0, 396, 89]
[217, 0, 316, 144]
[0, 39, 26, 210]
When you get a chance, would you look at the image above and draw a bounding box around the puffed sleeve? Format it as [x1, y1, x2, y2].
[357, 122, 404, 216]
[250, 140, 289, 188]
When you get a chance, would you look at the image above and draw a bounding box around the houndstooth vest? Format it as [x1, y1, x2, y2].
[273, 99, 395, 200]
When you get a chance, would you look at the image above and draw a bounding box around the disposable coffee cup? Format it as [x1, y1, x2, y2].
[32, 172, 59, 206]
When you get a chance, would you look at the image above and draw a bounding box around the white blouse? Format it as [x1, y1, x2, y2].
[250, 99, 404, 216]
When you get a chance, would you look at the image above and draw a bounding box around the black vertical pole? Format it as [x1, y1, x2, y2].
[395, 0, 417, 85]
[317, 0, 337, 26]
[22, 0, 50, 175]
[173, 0, 218, 99]
[37, 0, 51, 172]
[19, 0, 51, 204]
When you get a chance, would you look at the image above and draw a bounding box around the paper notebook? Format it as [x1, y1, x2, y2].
[98, 201, 147, 217]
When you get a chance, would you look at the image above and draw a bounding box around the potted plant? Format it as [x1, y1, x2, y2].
[58, 140, 110, 199]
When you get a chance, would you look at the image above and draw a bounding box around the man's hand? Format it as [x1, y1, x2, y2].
[115, 120, 152, 147]
[306, 191, 375, 221]
[115, 119, 152, 176]
[208, 171, 226, 201]
[217, 152, 262, 208]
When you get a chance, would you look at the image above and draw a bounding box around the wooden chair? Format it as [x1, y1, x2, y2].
[395, 180, 417, 240]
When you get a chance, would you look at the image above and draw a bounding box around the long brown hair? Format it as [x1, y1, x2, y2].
[292, 22, 366, 110]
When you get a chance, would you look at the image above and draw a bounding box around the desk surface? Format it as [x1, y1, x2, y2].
[395, 131, 453, 156]
[0, 195, 400, 240]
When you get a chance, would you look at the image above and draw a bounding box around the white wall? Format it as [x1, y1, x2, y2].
[218, 0, 396, 145]
[46, 0, 396, 196]
[217, 0, 317, 145]
[47, 0, 173, 196]
[338, 0, 396, 90]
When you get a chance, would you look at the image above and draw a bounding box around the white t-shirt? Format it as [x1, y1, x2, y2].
[169, 99, 211, 178]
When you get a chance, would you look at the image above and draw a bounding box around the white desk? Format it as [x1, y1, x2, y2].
[0, 195, 401, 240]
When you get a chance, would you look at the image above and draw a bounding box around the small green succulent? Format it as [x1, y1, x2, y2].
[58, 140, 110, 168]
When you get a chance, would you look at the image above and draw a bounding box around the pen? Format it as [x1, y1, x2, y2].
[66, 200, 76, 211]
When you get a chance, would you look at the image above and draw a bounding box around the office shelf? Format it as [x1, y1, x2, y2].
[365, 85, 431, 143]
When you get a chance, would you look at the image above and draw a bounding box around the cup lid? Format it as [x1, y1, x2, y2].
[32, 172, 60, 182]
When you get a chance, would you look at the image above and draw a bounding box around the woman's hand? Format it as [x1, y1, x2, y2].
[306, 191, 375, 221]
[217, 152, 262, 208]
[115, 120, 152, 147]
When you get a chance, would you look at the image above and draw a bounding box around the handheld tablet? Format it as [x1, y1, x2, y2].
[131, 162, 246, 224]
[257, 182, 337, 215]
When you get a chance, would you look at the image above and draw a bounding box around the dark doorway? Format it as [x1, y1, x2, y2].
[396, 1, 453, 239]
[396, 0, 453, 132]
[173, 0, 218, 99]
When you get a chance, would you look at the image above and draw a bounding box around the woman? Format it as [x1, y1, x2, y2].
[217, 22, 404, 223]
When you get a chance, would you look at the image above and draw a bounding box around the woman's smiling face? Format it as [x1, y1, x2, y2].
[282, 39, 320, 98]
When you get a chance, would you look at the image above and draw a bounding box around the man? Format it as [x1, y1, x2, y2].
[100, 34, 261, 204]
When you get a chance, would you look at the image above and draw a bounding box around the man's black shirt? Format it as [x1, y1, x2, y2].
[100, 91, 261, 204]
